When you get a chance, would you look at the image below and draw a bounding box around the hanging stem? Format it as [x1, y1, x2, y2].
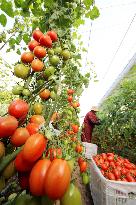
[0, 147, 22, 173]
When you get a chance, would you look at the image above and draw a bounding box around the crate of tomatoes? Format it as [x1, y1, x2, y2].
[90, 153, 136, 205]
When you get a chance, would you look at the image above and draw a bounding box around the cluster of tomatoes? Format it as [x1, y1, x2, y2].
[67, 89, 80, 109]
[0, 98, 73, 200]
[93, 153, 136, 182]
[13, 29, 71, 99]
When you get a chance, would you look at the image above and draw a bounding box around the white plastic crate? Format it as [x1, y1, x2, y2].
[90, 157, 136, 205]
[82, 143, 98, 159]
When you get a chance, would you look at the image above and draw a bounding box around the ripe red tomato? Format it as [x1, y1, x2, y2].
[66, 130, 74, 135]
[71, 124, 79, 133]
[107, 153, 114, 157]
[26, 123, 39, 135]
[107, 172, 116, 180]
[32, 29, 43, 42]
[15, 151, 34, 172]
[67, 96, 73, 102]
[75, 145, 83, 153]
[10, 127, 30, 147]
[31, 59, 44, 72]
[21, 52, 34, 64]
[124, 163, 133, 170]
[44, 159, 71, 200]
[28, 40, 39, 51]
[29, 159, 51, 196]
[71, 136, 77, 142]
[8, 99, 29, 119]
[0, 116, 18, 138]
[107, 155, 114, 162]
[80, 161, 87, 173]
[109, 161, 116, 169]
[121, 178, 128, 182]
[23, 133, 47, 162]
[30, 115, 45, 126]
[104, 160, 110, 168]
[101, 153, 107, 160]
[126, 173, 135, 182]
[116, 166, 122, 171]
[47, 31, 58, 42]
[39, 35, 52, 48]
[124, 159, 130, 164]
[46, 148, 62, 161]
[67, 89, 74, 95]
[121, 168, 129, 175]
[100, 163, 109, 171]
[78, 157, 84, 166]
[113, 169, 121, 179]
[18, 172, 30, 190]
[39, 89, 50, 100]
[33, 46, 46, 59]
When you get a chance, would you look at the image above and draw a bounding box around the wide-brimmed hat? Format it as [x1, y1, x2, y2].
[91, 106, 99, 111]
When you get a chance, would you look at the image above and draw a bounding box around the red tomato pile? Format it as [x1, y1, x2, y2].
[93, 153, 136, 182]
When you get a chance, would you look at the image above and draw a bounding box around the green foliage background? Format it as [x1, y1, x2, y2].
[92, 65, 136, 163]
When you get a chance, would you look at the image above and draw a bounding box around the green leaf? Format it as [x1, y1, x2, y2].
[74, 18, 85, 28]
[9, 38, 16, 47]
[23, 33, 30, 44]
[1, 0, 14, 18]
[0, 14, 7, 26]
[85, 6, 100, 20]
[83, 0, 94, 9]
[16, 49, 21, 55]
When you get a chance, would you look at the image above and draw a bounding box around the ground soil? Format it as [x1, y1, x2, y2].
[73, 166, 94, 205]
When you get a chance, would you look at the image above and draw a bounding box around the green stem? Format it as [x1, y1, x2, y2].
[0, 33, 15, 50]
[0, 147, 22, 173]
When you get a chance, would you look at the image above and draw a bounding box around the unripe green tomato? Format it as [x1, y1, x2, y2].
[54, 47, 62, 55]
[82, 173, 90, 185]
[50, 91, 56, 100]
[33, 102, 43, 115]
[60, 183, 82, 205]
[2, 161, 16, 179]
[12, 85, 23, 95]
[67, 159, 75, 173]
[37, 79, 44, 86]
[61, 50, 71, 61]
[48, 49, 54, 56]
[15, 195, 31, 205]
[22, 88, 31, 96]
[14, 64, 30, 79]
[49, 55, 60, 66]
[44, 66, 55, 78]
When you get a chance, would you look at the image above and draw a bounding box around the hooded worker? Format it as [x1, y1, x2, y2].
[81, 106, 100, 143]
